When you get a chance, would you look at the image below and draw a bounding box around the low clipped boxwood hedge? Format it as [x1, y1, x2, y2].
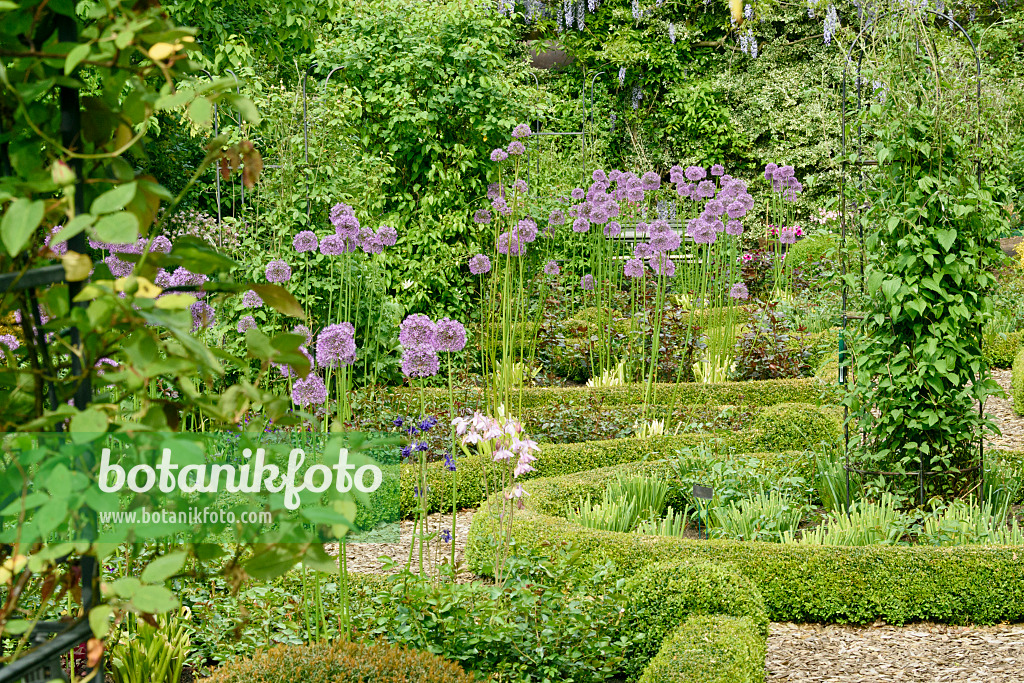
[985, 330, 1024, 369]
[637, 615, 767, 683]
[205, 640, 476, 683]
[467, 464, 1024, 625]
[752, 402, 841, 453]
[1013, 347, 1024, 416]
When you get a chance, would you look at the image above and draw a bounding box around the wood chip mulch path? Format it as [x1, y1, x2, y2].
[768, 622, 1024, 682]
[986, 369, 1024, 451]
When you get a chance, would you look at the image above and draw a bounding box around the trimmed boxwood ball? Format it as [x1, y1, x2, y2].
[637, 615, 767, 683]
[984, 330, 1023, 369]
[786, 233, 838, 269]
[753, 402, 841, 452]
[623, 559, 768, 680]
[205, 640, 476, 683]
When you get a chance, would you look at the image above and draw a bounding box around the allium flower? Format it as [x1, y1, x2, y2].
[474, 209, 493, 224]
[730, 282, 750, 300]
[469, 254, 491, 275]
[242, 289, 263, 308]
[650, 230, 681, 253]
[784, 188, 799, 202]
[687, 217, 718, 245]
[105, 255, 133, 278]
[572, 217, 591, 233]
[319, 234, 345, 255]
[497, 231, 525, 256]
[726, 220, 744, 236]
[46, 225, 68, 256]
[764, 162, 779, 180]
[623, 258, 645, 278]
[168, 267, 208, 290]
[265, 259, 292, 283]
[581, 274, 595, 290]
[402, 346, 440, 378]
[549, 208, 566, 226]
[704, 199, 726, 217]
[711, 164, 725, 176]
[0, 333, 20, 361]
[293, 230, 318, 252]
[434, 318, 467, 352]
[513, 179, 529, 194]
[317, 322, 357, 367]
[490, 148, 508, 162]
[685, 166, 707, 182]
[292, 373, 328, 407]
[361, 231, 384, 254]
[726, 200, 748, 219]
[641, 171, 661, 191]
[571, 187, 586, 200]
[151, 235, 173, 254]
[604, 222, 622, 238]
[333, 213, 360, 236]
[293, 324, 313, 345]
[492, 197, 512, 216]
[237, 315, 257, 333]
[648, 253, 676, 277]
[627, 188, 645, 203]
[399, 314, 437, 350]
[377, 225, 398, 247]
[507, 140, 526, 155]
[544, 260, 560, 276]
[634, 242, 654, 259]
[779, 226, 799, 244]
[593, 169, 608, 183]
[512, 123, 533, 138]
[187, 301, 215, 333]
[696, 180, 716, 199]
[487, 184, 504, 200]
[589, 205, 609, 225]
[516, 218, 539, 243]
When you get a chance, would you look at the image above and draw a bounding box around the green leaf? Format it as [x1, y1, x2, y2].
[69, 408, 109, 443]
[64, 43, 91, 75]
[245, 328, 274, 361]
[130, 585, 179, 614]
[89, 605, 113, 638]
[188, 97, 213, 126]
[937, 229, 956, 252]
[140, 551, 187, 584]
[94, 212, 139, 244]
[251, 284, 306, 320]
[244, 545, 303, 580]
[1, 198, 45, 256]
[91, 182, 137, 215]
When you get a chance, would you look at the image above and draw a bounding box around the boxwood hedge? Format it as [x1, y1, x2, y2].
[637, 615, 767, 683]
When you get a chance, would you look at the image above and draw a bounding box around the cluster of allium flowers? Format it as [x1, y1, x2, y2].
[726, 220, 744, 236]
[581, 274, 595, 290]
[641, 170, 661, 191]
[434, 318, 467, 352]
[543, 260, 561, 276]
[685, 165, 706, 182]
[511, 123, 532, 138]
[729, 282, 750, 300]
[623, 257, 645, 278]
[105, 255, 134, 278]
[292, 372, 328, 407]
[401, 346, 440, 378]
[293, 230, 318, 253]
[452, 411, 540, 487]
[507, 139, 526, 155]
[237, 315, 258, 334]
[265, 259, 292, 283]
[378, 225, 398, 247]
[151, 235, 173, 254]
[648, 253, 676, 277]
[548, 208, 565, 226]
[491, 148, 508, 162]
[512, 178, 528, 195]
[487, 183, 504, 200]
[317, 322, 357, 367]
[189, 301, 216, 333]
[474, 209, 492, 224]
[497, 231, 526, 256]
[515, 218, 539, 243]
[0, 333, 20, 361]
[242, 290, 263, 308]
[469, 254, 491, 275]
[491, 197, 512, 216]
[166, 267, 208, 290]
[711, 164, 725, 176]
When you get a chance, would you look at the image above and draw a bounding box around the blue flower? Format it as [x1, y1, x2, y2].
[400, 445, 412, 459]
[415, 442, 429, 452]
[394, 417, 404, 428]
[444, 452, 457, 472]
[440, 529, 452, 543]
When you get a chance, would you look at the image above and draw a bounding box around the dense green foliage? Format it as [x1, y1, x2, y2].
[636, 615, 766, 683]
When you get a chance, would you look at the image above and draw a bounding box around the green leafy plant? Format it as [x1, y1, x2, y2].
[710, 490, 805, 543]
[110, 608, 192, 683]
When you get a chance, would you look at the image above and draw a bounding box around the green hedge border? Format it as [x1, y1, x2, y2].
[637, 615, 767, 683]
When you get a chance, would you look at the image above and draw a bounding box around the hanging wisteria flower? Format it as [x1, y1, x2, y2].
[497, 231, 526, 256]
[823, 4, 839, 45]
[237, 315, 258, 334]
[648, 253, 676, 277]
[516, 218, 538, 243]
[317, 322, 357, 367]
[685, 166, 707, 182]
[469, 254, 491, 275]
[0, 334, 19, 361]
[507, 140, 526, 155]
[402, 346, 440, 378]
[604, 221, 622, 237]
[490, 148, 508, 162]
[544, 260, 560, 276]
[549, 208, 566, 226]
[618, 66, 626, 85]
[669, 22, 676, 43]
[265, 259, 292, 283]
[293, 324, 313, 345]
[572, 217, 591, 233]
[511, 123, 533, 138]
[378, 225, 398, 247]
[434, 318, 467, 352]
[242, 290, 263, 308]
[623, 258, 645, 278]
[581, 274, 595, 290]
[399, 314, 437, 350]
[292, 373, 328, 407]
[711, 164, 725, 176]
[293, 230, 318, 252]
[473, 209, 493, 224]
[729, 282, 750, 300]
[726, 220, 744, 236]
[188, 301, 215, 333]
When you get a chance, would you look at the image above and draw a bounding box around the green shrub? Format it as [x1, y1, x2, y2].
[753, 402, 841, 452]
[984, 330, 1024, 369]
[636, 615, 766, 683]
[205, 640, 475, 683]
[623, 560, 768, 680]
[1013, 347, 1024, 416]
[787, 233, 838, 269]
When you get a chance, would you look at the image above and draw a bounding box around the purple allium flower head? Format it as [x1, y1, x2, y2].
[360, 230, 384, 254]
[293, 230, 318, 253]
[487, 183, 504, 200]
[730, 282, 750, 300]
[593, 169, 608, 183]
[604, 221, 622, 237]
[711, 164, 725, 176]
[399, 314, 437, 350]
[333, 212, 360, 237]
[46, 225, 68, 256]
[677, 183, 693, 200]
[516, 218, 538, 243]
[669, 165, 684, 185]
[474, 209, 493, 224]
[512, 123, 533, 138]
[651, 230, 682, 252]
[492, 197, 512, 216]
[650, 219, 672, 234]
[784, 188, 798, 202]
[687, 217, 718, 245]
[469, 254, 491, 275]
[571, 187, 586, 200]
[544, 260, 560, 276]
[490, 148, 509, 162]
[331, 202, 355, 220]
[704, 199, 726, 217]
[242, 289, 263, 308]
[634, 242, 654, 259]
[572, 217, 591, 233]
[648, 253, 676, 277]
[377, 225, 398, 247]
[696, 180, 716, 199]
[764, 162, 779, 180]
[626, 188, 645, 203]
[726, 200, 748, 219]
[168, 267, 208, 290]
[606, 201, 621, 218]
[779, 226, 799, 244]
[317, 322, 357, 367]
[237, 315, 257, 334]
[513, 178, 528, 194]
[623, 258, 645, 278]
[292, 373, 328, 407]
[105, 255, 133, 278]
[434, 318, 467, 352]
[685, 166, 707, 182]
[0, 333, 20, 361]
[151, 235, 172, 254]
[497, 231, 525, 256]
[581, 274, 595, 290]
[190, 301, 216, 333]
[265, 259, 292, 283]
[641, 171, 661, 190]
[320, 234, 345, 255]
[507, 140, 526, 156]
[589, 205, 609, 225]
[726, 220, 744, 236]
[402, 346, 440, 378]
[549, 208, 566, 226]
[293, 324, 313, 345]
